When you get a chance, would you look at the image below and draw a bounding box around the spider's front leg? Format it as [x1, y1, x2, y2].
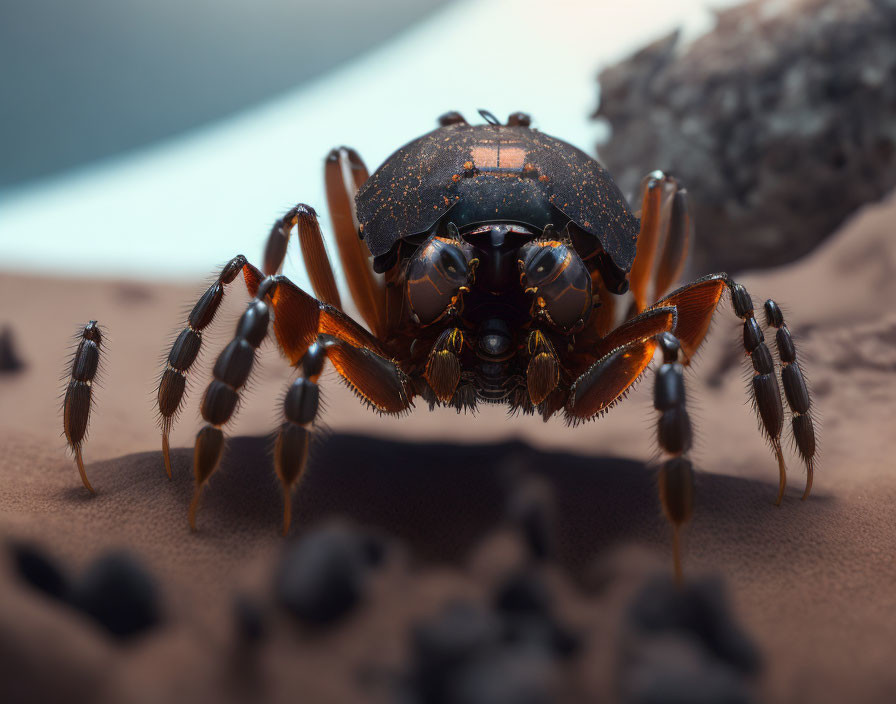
[565, 329, 695, 579]
[157, 255, 261, 478]
[190, 276, 412, 533]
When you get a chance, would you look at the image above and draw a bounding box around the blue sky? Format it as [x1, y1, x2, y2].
[0, 0, 738, 292]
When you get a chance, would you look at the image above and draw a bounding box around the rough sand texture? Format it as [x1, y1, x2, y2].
[2, 191, 896, 702]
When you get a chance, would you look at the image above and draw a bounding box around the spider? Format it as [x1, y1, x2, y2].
[154, 110, 816, 578]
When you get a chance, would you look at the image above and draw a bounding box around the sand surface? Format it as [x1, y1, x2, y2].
[2, 191, 896, 702]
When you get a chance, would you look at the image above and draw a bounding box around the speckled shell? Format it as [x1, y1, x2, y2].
[355, 123, 639, 274]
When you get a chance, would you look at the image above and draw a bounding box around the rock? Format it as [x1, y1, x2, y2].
[505, 476, 556, 562]
[9, 542, 69, 602]
[621, 634, 756, 704]
[0, 326, 25, 373]
[626, 574, 761, 675]
[594, 0, 896, 274]
[72, 551, 162, 640]
[274, 523, 373, 626]
[233, 593, 266, 645]
[449, 649, 554, 704]
[493, 570, 553, 618]
[406, 601, 503, 704]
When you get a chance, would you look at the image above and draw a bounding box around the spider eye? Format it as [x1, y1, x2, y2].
[407, 235, 474, 326]
[438, 245, 469, 281]
[524, 245, 567, 287]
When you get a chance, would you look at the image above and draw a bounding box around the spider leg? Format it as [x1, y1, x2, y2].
[763, 300, 817, 499]
[63, 321, 104, 493]
[629, 172, 680, 315]
[566, 336, 659, 421]
[652, 333, 695, 584]
[262, 204, 342, 308]
[325, 147, 387, 338]
[189, 275, 411, 532]
[655, 274, 817, 504]
[157, 256, 262, 478]
[653, 187, 691, 302]
[565, 331, 695, 578]
[273, 334, 412, 534]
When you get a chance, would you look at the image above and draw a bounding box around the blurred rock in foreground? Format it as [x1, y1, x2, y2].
[594, 0, 896, 274]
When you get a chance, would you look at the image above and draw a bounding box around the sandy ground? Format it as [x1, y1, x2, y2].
[1, 190, 896, 702]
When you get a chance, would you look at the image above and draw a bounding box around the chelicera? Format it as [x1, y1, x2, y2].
[148, 110, 816, 577]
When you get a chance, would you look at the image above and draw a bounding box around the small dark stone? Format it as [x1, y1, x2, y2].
[408, 601, 503, 704]
[622, 635, 756, 704]
[10, 542, 69, 602]
[233, 594, 266, 645]
[359, 533, 388, 568]
[450, 649, 554, 704]
[506, 477, 556, 562]
[493, 570, 552, 618]
[626, 575, 761, 675]
[548, 622, 582, 660]
[493, 570, 581, 662]
[72, 551, 162, 640]
[0, 326, 25, 373]
[274, 523, 368, 626]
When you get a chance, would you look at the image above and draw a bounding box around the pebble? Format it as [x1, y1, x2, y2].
[274, 523, 374, 626]
[72, 551, 162, 640]
[0, 326, 25, 373]
[10, 542, 69, 602]
[626, 574, 761, 674]
[233, 593, 266, 645]
[505, 477, 556, 562]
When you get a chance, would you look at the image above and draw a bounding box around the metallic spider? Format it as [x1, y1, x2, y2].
[144, 110, 816, 577]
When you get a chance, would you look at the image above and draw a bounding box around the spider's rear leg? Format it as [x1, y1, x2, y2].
[262, 203, 342, 308]
[157, 255, 261, 478]
[764, 300, 817, 499]
[629, 172, 690, 315]
[325, 147, 387, 339]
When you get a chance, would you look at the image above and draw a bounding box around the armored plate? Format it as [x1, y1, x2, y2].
[356, 123, 639, 274]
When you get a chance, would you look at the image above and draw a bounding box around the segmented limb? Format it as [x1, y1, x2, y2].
[324, 147, 387, 338]
[190, 274, 412, 532]
[63, 321, 104, 493]
[652, 333, 695, 583]
[262, 203, 342, 308]
[656, 274, 816, 503]
[653, 187, 691, 301]
[189, 276, 277, 529]
[629, 172, 666, 315]
[273, 334, 412, 533]
[728, 282, 789, 505]
[156, 256, 261, 478]
[764, 300, 817, 499]
[566, 336, 659, 422]
[566, 330, 693, 578]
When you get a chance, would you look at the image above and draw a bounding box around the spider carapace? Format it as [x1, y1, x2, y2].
[154, 110, 817, 578]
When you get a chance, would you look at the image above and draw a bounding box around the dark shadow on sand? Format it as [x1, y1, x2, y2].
[80, 433, 830, 578]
